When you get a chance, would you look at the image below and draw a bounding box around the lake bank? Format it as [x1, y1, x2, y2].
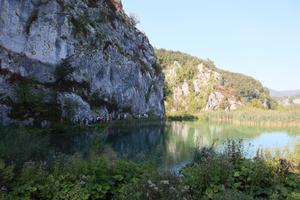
[1, 137, 299, 200]
[167, 106, 300, 128]
[1, 120, 300, 199]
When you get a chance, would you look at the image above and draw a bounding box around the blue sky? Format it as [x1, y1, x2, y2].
[122, 0, 300, 91]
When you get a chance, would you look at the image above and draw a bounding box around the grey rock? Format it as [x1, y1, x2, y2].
[58, 92, 96, 123]
[205, 92, 224, 111]
[0, 104, 12, 126]
[293, 98, 300, 105]
[0, 0, 164, 125]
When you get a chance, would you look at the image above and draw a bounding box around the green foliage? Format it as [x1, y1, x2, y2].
[155, 48, 204, 86]
[61, 98, 80, 120]
[56, 0, 74, 11]
[183, 155, 233, 198]
[86, 0, 98, 8]
[115, 172, 186, 200]
[10, 81, 61, 124]
[155, 48, 214, 71]
[0, 156, 151, 200]
[163, 81, 172, 101]
[0, 159, 14, 188]
[182, 140, 300, 199]
[221, 70, 267, 102]
[153, 62, 162, 75]
[118, 140, 300, 199]
[219, 98, 230, 110]
[1, 134, 299, 200]
[212, 190, 254, 200]
[175, 65, 197, 83]
[167, 115, 198, 121]
[249, 99, 264, 109]
[55, 59, 74, 83]
[155, 48, 215, 113]
[71, 14, 90, 37]
[155, 48, 273, 114]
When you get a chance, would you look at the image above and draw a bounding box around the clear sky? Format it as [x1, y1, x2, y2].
[122, 0, 300, 91]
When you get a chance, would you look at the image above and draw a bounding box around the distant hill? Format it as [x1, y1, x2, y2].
[270, 89, 300, 97]
[155, 48, 274, 113]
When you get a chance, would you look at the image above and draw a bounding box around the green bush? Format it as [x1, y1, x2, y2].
[0, 157, 151, 200]
[115, 172, 185, 200]
[221, 71, 266, 101]
[55, 59, 74, 83]
[10, 81, 61, 124]
[249, 99, 264, 109]
[212, 190, 254, 200]
[181, 140, 300, 199]
[1, 137, 299, 200]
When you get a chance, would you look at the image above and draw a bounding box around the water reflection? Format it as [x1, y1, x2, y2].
[107, 121, 300, 170]
[106, 124, 166, 163]
[0, 127, 106, 166]
[0, 122, 299, 170]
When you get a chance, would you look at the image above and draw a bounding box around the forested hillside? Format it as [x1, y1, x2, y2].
[155, 49, 274, 114]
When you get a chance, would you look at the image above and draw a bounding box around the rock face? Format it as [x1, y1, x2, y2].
[205, 92, 224, 111]
[0, 0, 164, 125]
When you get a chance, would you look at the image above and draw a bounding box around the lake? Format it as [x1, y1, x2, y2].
[1, 121, 299, 171]
[106, 121, 300, 171]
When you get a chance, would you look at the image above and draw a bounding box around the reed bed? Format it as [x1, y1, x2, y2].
[205, 106, 300, 127]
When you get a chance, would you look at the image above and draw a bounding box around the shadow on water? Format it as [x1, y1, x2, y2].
[0, 126, 106, 167]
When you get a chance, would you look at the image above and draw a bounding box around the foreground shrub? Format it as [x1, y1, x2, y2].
[182, 140, 300, 200]
[0, 140, 299, 199]
[0, 157, 152, 200]
[115, 172, 186, 200]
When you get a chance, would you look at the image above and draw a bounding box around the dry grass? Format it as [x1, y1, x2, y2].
[205, 105, 300, 127]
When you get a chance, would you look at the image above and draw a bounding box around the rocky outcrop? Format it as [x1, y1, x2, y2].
[205, 92, 224, 111]
[276, 96, 300, 106]
[0, 0, 164, 125]
[293, 98, 300, 105]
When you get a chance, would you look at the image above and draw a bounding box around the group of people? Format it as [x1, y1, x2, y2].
[77, 113, 151, 126]
[74, 113, 117, 126]
[96, 114, 114, 122]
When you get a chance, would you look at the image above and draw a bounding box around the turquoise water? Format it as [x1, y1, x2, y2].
[106, 121, 300, 171]
[0, 121, 299, 171]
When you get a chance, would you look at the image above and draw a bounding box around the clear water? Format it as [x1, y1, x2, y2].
[1, 121, 299, 171]
[106, 121, 300, 171]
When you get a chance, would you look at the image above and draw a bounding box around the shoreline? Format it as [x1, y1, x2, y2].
[166, 106, 300, 128]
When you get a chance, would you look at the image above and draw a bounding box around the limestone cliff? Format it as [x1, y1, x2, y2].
[0, 0, 164, 126]
[156, 49, 273, 114]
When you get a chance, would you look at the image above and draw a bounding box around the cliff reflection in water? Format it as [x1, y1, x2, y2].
[1, 122, 299, 170]
[106, 122, 233, 169]
[106, 121, 300, 170]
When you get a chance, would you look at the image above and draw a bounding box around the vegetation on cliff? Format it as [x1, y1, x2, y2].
[155, 48, 274, 115]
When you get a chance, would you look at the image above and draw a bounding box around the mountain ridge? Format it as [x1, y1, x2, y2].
[269, 89, 300, 97]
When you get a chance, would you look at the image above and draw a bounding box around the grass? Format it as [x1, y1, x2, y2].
[167, 105, 300, 127]
[205, 105, 300, 127]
